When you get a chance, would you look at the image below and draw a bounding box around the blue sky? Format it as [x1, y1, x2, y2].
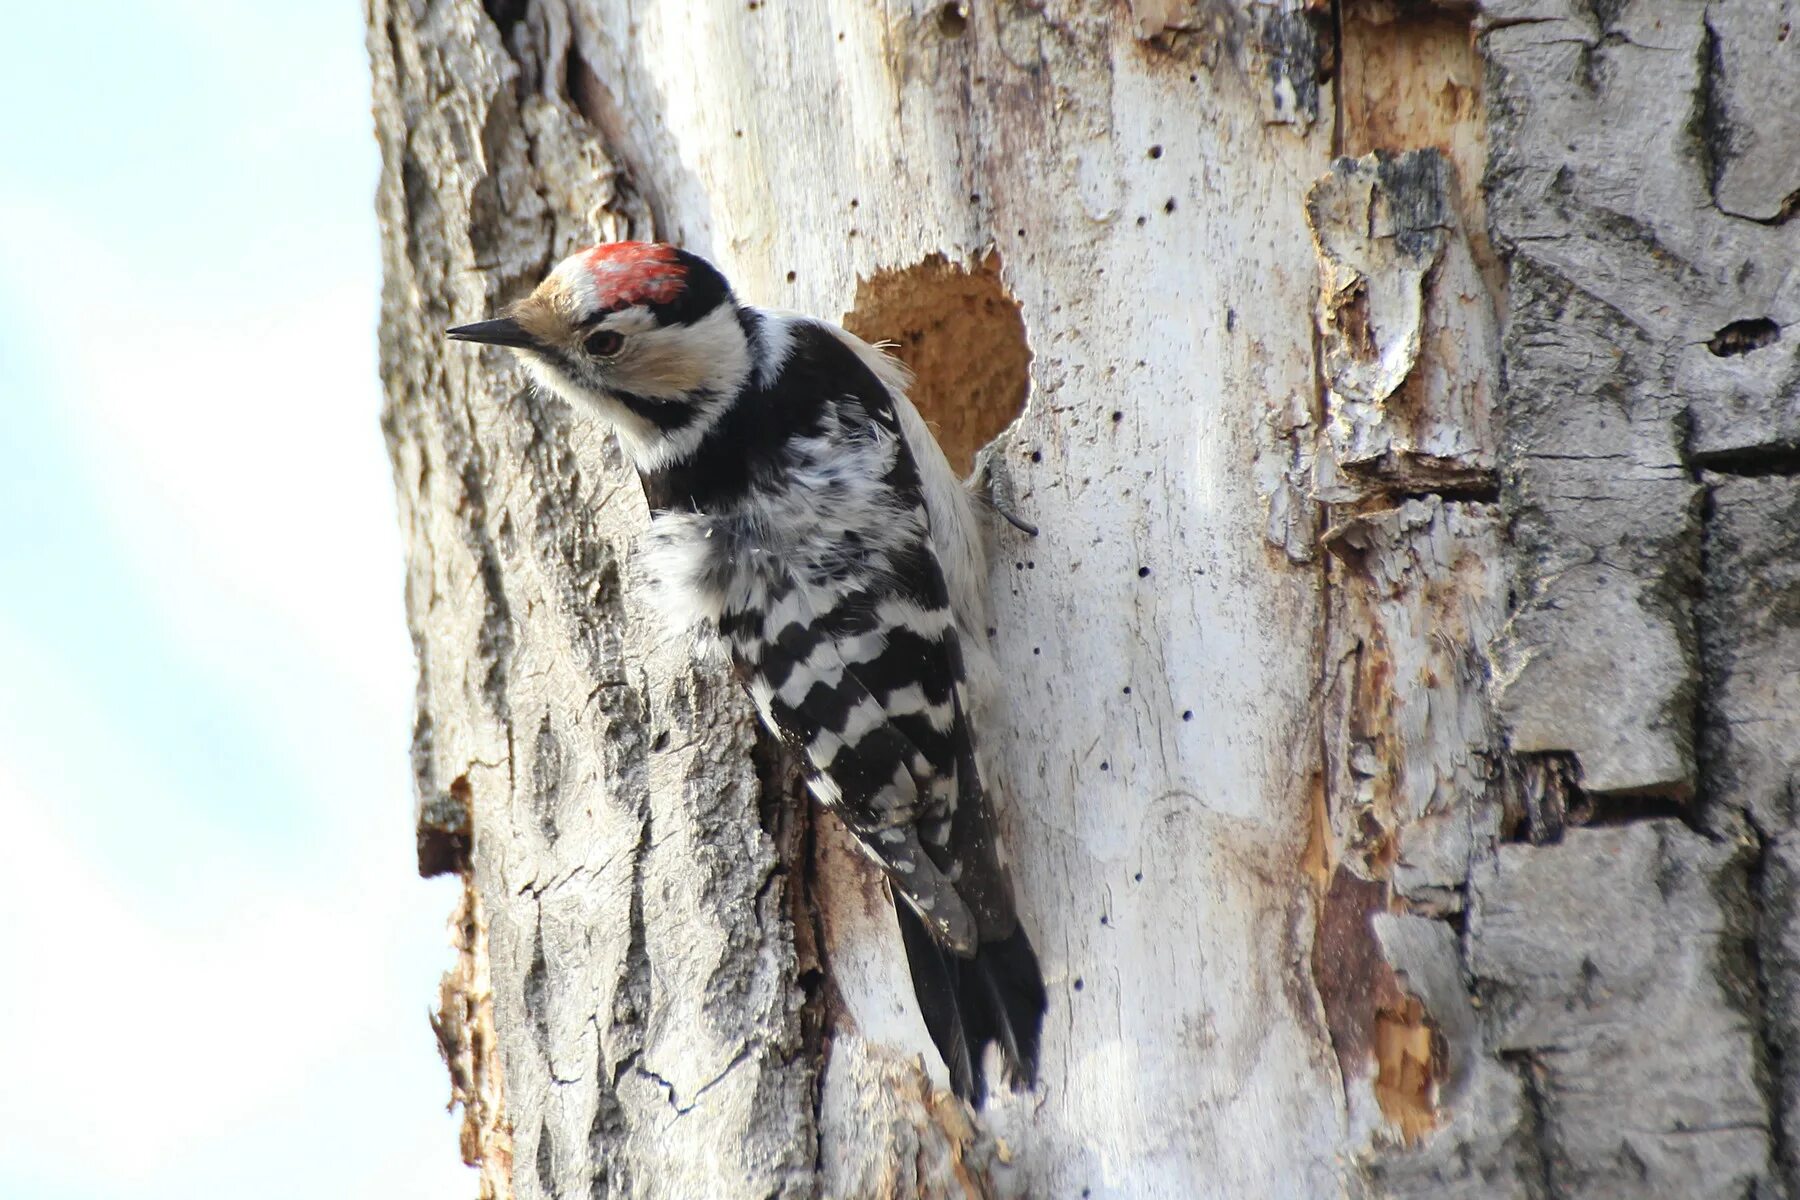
[0, 4, 472, 1196]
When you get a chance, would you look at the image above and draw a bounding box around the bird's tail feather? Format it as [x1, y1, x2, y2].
[894, 898, 1047, 1106]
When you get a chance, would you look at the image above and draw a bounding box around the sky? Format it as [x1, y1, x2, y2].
[0, 3, 473, 1197]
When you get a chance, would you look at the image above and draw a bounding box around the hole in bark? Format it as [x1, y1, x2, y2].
[1568, 791, 1692, 828]
[1333, 279, 1376, 360]
[937, 2, 968, 36]
[1690, 442, 1800, 476]
[1506, 752, 1697, 839]
[843, 252, 1031, 475]
[1708, 317, 1781, 356]
[418, 774, 475, 878]
[482, 0, 528, 36]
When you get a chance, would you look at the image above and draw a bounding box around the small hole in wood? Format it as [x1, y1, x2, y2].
[1708, 317, 1780, 357]
[937, 2, 968, 36]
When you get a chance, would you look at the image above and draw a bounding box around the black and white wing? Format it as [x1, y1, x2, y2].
[716, 354, 990, 950]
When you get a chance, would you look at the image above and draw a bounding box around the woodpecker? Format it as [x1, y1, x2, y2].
[448, 241, 1045, 1104]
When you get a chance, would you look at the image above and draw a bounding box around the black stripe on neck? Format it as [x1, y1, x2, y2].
[612, 388, 698, 433]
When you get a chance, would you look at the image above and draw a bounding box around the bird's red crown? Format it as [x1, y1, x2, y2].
[581, 241, 687, 308]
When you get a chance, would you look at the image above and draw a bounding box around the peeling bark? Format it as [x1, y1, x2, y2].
[1307, 152, 1499, 499]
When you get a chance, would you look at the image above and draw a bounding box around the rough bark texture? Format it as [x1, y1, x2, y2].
[1338, 0, 1800, 1197]
[368, 0, 1800, 1196]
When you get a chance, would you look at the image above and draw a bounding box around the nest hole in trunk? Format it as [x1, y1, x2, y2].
[843, 252, 1032, 476]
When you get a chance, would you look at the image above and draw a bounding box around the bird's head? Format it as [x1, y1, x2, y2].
[448, 242, 750, 469]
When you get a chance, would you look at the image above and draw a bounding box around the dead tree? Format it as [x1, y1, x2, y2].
[369, 0, 1800, 1194]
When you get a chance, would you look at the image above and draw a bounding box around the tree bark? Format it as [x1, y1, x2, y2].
[368, 0, 1800, 1197]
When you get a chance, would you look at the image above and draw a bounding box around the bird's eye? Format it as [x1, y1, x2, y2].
[584, 329, 624, 358]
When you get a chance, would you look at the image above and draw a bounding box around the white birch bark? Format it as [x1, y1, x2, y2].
[368, 0, 1800, 1196]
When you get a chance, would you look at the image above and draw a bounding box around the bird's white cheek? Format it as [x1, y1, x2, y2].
[614, 344, 711, 398]
[515, 352, 677, 469]
[618, 305, 752, 400]
[518, 353, 579, 403]
[520, 354, 615, 421]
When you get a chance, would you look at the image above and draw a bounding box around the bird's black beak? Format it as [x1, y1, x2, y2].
[446, 317, 536, 349]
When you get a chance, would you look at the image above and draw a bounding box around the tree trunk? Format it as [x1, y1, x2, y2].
[368, 0, 1800, 1196]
